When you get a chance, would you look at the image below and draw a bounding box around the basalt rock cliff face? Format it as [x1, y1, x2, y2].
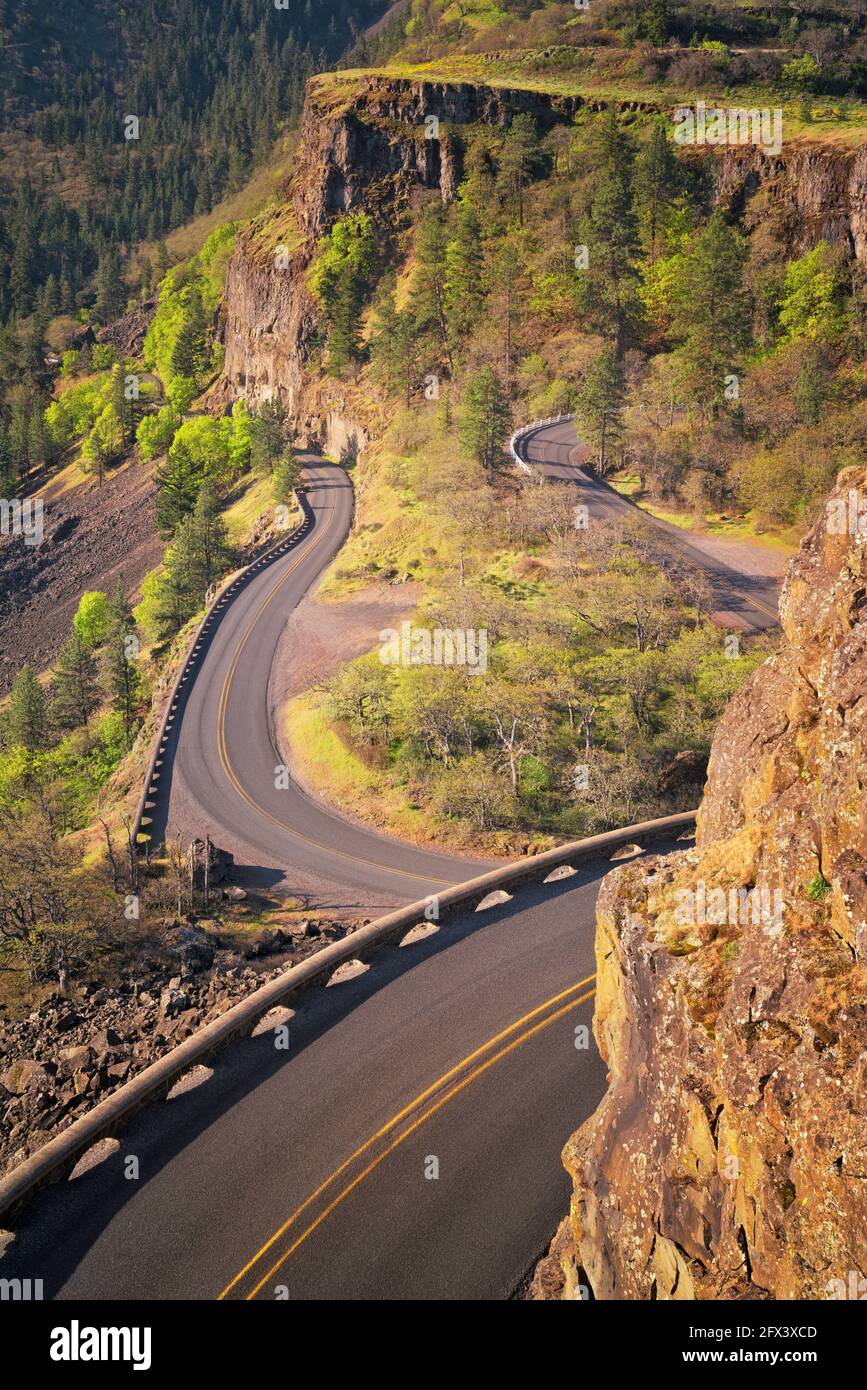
[532, 466, 867, 1301]
[713, 140, 867, 264]
[218, 73, 867, 446]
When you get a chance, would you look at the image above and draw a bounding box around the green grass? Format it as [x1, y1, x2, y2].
[610, 473, 797, 553]
[285, 694, 436, 841]
[222, 474, 276, 546]
[312, 53, 867, 148]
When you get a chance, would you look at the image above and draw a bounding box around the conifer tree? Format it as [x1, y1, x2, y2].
[51, 632, 101, 734]
[6, 664, 48, 751]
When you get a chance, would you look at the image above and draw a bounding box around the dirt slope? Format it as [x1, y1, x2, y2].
[0, 462, 160, 694]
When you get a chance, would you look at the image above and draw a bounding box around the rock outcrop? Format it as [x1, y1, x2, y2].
[533, 466, 867, 1301]
[218, 72, 866, 442]
[96, 299, 156, 357]
[0, 913, 355, 1178]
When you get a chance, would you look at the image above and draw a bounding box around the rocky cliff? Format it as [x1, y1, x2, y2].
[218, 72, 867, 447]
[532, 465, 867, 1301]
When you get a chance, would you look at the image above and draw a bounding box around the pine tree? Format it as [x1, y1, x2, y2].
[250, 398, 288, 475]
[110, 363, 136, 447]
[155, 440, 203, 536]
[634, 119, 677, 264]
[155, 240, 171, 280]
[497, 114, 541, 226]
[51, 631, 101, 733]
[7, 663, 48, 751]
[444, 201, 485, 344]
[94, 247, 126, 323]
[370, 290, 417, 405]
[170, 290, 208, 379]
[459, 366, 510, 471]
[327, 259, 364, 375]
[272, 449, 300, 506]
[578, 110, 640, 351]
[102, 582, 142, 746]
[184, 482, 233, 595]
[411, 206, 453, 374]
[669, 211, 750, 417]
[574, 345, 625, 474]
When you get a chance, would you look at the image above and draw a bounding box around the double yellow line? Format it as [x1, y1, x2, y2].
[213, 474, 453, 888]
[218, 975, 596, 1300]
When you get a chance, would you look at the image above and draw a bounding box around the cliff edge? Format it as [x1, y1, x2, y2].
[533, 465, 867, 1301]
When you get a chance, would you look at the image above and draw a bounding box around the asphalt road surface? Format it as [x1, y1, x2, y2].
[149, 458, 488, 910]
[0, 838, 684, 1300]
[520, 420, 782, 632]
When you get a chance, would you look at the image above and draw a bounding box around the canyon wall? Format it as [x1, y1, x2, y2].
[218, 73, 867, 444]
[532, 465, 867, 1301]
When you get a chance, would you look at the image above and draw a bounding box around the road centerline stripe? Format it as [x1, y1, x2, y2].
[212, 477, 457, 887]
[217, 975, 596, 1300]
[241, 987, 596, 1300]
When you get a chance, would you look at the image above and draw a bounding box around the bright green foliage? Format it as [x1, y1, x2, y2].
[224, 402, 256, 475]
[167, 376, 199, 414]
[73, 591, 111, 647]
[782, 54, 821, 90]
[44, 374, 114, 448]
[144, 226, 236, 387]
[309, 212, 377, 373]
[91, 344, 117, 370]
[137, 404, 180, 462]
[779, 244, 844, 343]
[807, 873, 832, 901]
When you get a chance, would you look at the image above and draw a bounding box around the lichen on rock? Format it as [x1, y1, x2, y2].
[536, 466, 867, 1301]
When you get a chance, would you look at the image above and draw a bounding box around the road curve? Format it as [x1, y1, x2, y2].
[521, 420, 782, 632]
[0, 835, 684, 1300]
[151, 458, 488, 911]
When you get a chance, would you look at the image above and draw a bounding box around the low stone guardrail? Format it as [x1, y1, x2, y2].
[131, 489, 313, 849]
[0, 809, 696, 1223]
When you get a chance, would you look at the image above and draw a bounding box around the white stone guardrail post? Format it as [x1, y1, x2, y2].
[0, 809, 696, 1223]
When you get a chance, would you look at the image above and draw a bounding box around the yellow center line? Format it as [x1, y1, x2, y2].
[242, 986, 596, 1301]
[214, 473, 454, 887]
[728, 587, 779, 623]
[217, 974, 596, 1300]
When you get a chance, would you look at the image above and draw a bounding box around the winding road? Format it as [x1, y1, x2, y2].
[1, 836, 687, 1300]
[520, 419, 783, 632]
[0, 423, 781, 1301]
[149, 458, 487, 911]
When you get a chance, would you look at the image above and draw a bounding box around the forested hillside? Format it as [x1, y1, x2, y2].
[0, 0, 388, 313]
